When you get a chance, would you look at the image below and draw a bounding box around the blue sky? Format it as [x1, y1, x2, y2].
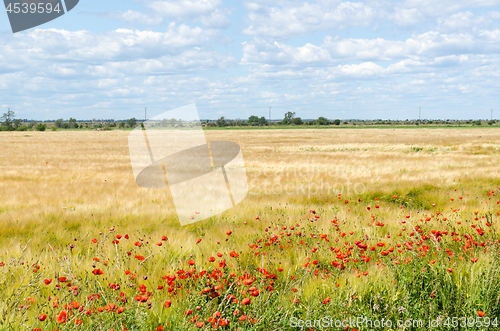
[1, 0, 499, 120]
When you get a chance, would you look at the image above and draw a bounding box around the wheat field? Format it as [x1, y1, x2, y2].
[0, 128, 499, 330]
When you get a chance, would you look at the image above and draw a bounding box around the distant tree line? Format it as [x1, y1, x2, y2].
[0, 111, 142, 131]
[1, 110, 498, 132]
[205, 112, 344, 127]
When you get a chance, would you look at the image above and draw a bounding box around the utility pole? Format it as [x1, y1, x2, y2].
[145, 107, 147, 122]
[419, 107, 421, 121]
[269, 106, 271, 121]
[491, 109, 493, 121]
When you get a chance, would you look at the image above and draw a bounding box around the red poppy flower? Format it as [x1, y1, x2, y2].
[56, 310, 68, 323]
[92, 269, 104, 275]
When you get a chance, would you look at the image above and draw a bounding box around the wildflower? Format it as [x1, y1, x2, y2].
[92, 269, 104, 275]
[56, 310, 68, 323]
[241, 298, 251, 305]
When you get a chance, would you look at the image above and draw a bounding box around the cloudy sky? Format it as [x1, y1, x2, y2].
[1, 0, 499, 120]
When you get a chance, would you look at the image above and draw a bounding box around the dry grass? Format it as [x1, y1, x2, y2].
[1, 128, 500, 329]
[1, 128, 499, 249]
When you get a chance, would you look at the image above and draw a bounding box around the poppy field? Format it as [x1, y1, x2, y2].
[1, 128, 500, 330]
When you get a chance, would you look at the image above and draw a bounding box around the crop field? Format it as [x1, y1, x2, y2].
[1, 128, 500, 330]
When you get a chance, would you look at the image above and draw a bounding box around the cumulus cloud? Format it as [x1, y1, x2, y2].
[0, 24, 229, 69]
[241, 29, 500, 68]
[242, 0, 378, 39]
[241, 39, 333, 65]
[242, 0, 500, 36]
[392, 0, 500, 26]
[2, 0, 500, 120]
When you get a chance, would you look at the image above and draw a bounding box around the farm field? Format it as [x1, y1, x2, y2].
[1, 128, 500, 330]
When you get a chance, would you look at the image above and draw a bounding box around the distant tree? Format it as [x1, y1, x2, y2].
[316, 117, 330, 125]
[248, 115, 259, 125]
[55, 118, 64, 128]
[281, 112, 296, 125]
[159, 119, 169, 127]
[13, 119, 22, 129]
[333, 119, 341, 125]
[216, 117, 227, 127]
[63, 122, 70, 129]
[1, 110, 15, 129]
[127, 118, 137, 128]
[257, 117, 268, 126]
[488, 120, 495, 125]
[292, 117, 303, 125]
[118, 122, 126, 128]
[29, 120, 38, 128]
[35, 123, 46, 131]
[68, 118, 77, 128]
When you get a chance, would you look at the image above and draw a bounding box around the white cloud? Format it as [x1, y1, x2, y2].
[0, 24, 228, 69]
[242, 0, 500, 35]
[241, 29, 500, 70]
[436, 11, 490, 31]
[392, 0, 500, 26]
[241, 39, 333, 65]
[199, 8, 231, 28]
[242, 1, 378, 39]
[2, 0, 500, 120]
